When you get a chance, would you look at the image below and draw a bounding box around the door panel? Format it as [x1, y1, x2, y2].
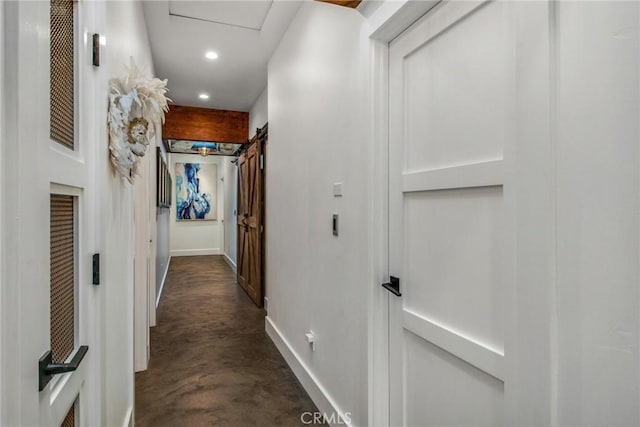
[50, 194, 77, 363]
[404, 331, 504, 427]
[237, 135, 265, 307]
[237, 149, 250, 289]
[403, 1, 508, 173]
[247, 146, 260, 303]
[404, 186, 505, 351]
[61, 401, 77, 427]
[389, 1, 515, 425]
[50, 0, 76, 150]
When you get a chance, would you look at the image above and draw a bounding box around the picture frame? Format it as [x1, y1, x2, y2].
[156, 147, 171, 208]
[175, 162, 217, 221]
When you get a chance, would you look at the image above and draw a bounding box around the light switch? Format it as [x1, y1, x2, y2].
[332, 214, 339, 236]
[333, 182, 343, 197]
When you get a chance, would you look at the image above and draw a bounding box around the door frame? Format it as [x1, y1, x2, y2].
[134, 149, 150, 372]
[367, 4, 442, 425]
[367, 1, 557, 425]
[0, 1, 4, 422]
[367, 0, 437, 426]
[148, 137, 158, 328]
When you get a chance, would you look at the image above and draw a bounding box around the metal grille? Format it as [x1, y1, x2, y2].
[50, 195, 75, 362]
[60, 399, 76, 427]
[50, 0, 75, 149]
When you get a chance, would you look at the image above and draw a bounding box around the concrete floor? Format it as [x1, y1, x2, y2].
[135, 255, 319, 426]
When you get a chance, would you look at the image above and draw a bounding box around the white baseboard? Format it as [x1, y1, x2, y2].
[223, 253, 237, 273]
[170, 248, 220, 257]
[156, 256, 171, 309]
[265, 317, 352, 427]
[123, 406, 133, 427]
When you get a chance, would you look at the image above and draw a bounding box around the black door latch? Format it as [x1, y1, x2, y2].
[38, 346, 88, 391]
[382, 276, 401, 297]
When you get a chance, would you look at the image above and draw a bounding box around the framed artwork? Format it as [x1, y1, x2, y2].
[175, 162, 217, 221]
[156, 148, 171, 208]
[166, 173, 172, 206]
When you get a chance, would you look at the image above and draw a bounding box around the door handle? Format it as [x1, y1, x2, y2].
[38, 345, 88, 391]
[382, 276, 401, 297]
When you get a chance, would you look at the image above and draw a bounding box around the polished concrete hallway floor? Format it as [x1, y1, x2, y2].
[135, 256, 319, 426]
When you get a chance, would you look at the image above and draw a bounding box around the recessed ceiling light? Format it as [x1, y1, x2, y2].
[205, 51, 218, 60]
[199, 93, 210, 100]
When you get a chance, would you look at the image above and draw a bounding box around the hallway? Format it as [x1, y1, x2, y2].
[135, 256, 318, 426]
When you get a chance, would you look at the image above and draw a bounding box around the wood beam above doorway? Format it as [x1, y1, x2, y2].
[316, 0, 362, 9]
[162, 105, 249, 144]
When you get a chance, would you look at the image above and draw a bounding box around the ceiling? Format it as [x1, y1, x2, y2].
[142, 1, 302, 112]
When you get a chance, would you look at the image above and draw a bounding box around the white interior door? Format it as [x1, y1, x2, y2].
[388, 1, 518, 425]
[1, 0, 100, 425]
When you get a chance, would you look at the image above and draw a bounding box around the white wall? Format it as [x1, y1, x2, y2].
[217, 87, 268, 270]
[555, 2, 640, 425]
[102, 1, 156, 424]
[169, 153, 225, 257]
[221, 85, 267, 269]
[266, 2, 370, 425]
[222, 158, 238, 267]
[265, 2, 640, 427]
[249, 86, 268, 139]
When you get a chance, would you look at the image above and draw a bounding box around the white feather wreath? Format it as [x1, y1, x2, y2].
[108, 58, 170, 182]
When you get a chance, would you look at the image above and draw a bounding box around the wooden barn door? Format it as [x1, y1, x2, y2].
[237, 125, 267, 306]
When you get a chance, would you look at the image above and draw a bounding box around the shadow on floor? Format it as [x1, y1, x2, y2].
[135, 255, 319, 426]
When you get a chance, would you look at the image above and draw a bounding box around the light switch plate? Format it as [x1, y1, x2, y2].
[333, 182, 343, 197]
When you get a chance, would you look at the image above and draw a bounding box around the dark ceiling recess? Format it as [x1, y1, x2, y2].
[316, 0, 362, 9]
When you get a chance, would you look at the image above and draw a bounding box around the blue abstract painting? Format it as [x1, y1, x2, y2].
[175, 162, 217, 221]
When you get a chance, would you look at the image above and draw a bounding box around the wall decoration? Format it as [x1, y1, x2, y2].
[175, 162, 217, 221]
[166, 172, 172, 207]
[156, 148, 171, 208]
[108, 58, 170, 183]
